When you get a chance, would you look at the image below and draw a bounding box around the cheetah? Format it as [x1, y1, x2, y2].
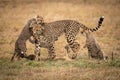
[30, 16, 104, 60]
[83, 30, 104, 59]
[11, 18, 37, 61]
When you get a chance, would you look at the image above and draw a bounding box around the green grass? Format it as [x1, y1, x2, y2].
[1, 58, 120, 70]
[0, 58, 120, 80]
[107, 59, 120, 67]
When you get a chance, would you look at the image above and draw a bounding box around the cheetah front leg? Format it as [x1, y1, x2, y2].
[34, 43, 41, 61]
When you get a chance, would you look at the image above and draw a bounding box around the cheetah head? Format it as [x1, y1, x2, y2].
[29, 16, 45, 38]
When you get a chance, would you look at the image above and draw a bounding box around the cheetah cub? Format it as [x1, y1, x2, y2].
[83, 30, 104, 60]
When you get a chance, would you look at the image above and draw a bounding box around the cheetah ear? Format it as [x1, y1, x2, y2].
[29, 18, 36, 28]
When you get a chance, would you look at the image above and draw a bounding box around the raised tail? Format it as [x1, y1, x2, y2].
[80, 16, 104, 33]
[89, 16, 104, 32]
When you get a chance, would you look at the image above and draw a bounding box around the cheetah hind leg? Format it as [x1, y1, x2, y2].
[11, 51, 16, 61]
[11, 51, 21, 61]
[47, 44, 56, 60]
[66, 33, 80, 59]
[69, 42, 80, 59]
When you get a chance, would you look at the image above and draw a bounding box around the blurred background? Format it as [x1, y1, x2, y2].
[0, 0, 120, 79]
[0, 0, 119, 59]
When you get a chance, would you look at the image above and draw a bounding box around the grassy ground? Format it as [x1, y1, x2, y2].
[0, 0, 120, 80]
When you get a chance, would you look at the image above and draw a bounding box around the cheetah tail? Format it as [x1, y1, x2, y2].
[89, 16, 104, 32]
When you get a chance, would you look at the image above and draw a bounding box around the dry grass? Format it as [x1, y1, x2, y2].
[0, 0, 120, 80]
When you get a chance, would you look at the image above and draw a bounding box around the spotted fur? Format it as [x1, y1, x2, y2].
[11, 18, 37, 61]
[83, 30, 104, 59]
[30, 16, 104, 60]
